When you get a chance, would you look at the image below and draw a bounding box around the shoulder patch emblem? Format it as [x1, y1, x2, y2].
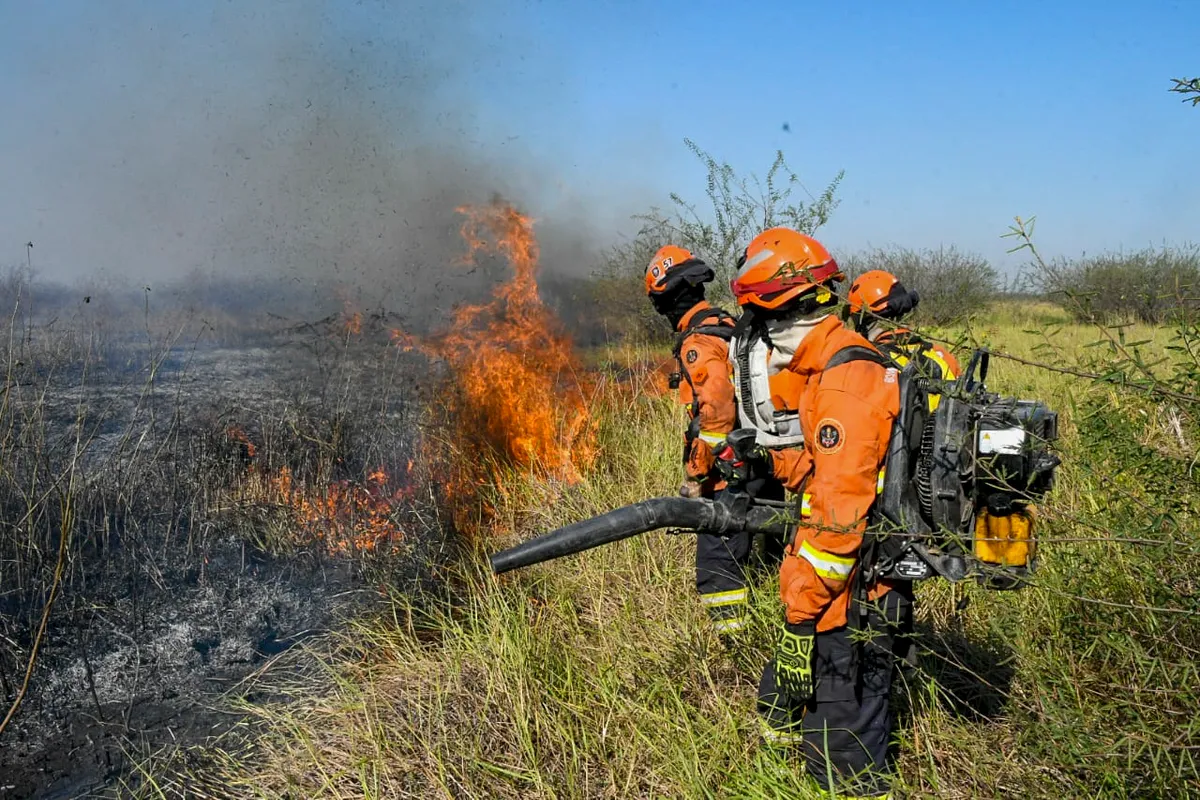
[685, 349, 699, 364]
[884, 367, 898, 384]
[815, 418, 845, 455]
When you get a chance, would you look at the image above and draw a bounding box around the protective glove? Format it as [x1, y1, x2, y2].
[678, 480, 703, 499]
[774, 620, 816, 704]
[714, 441, 771, 488]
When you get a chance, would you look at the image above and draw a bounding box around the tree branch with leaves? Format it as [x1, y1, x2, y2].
[634, 139, 844, 302]
[1170, 77, 1200, 106]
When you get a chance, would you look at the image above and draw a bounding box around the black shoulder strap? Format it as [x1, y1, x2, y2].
[690, 323, 735, 342]
[825, 344, 888, 371]
[872, 337, 904, 360]
[672, 308, 735, 357]
[819, 344, 901, 391]
[731, 305, 756, 341]
[672, 308, 736, 462]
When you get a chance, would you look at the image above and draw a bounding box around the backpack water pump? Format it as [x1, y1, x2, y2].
[869, 348, 1060, 590]
[487, 348, 1060, 595]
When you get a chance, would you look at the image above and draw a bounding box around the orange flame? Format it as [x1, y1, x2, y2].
[225, 428, 409, 555]
[237, 465, 409, 554]
[226, 425, 258, 460]
[643, 357, 675, 397]
[391, 200, 597, 492]
[342, 299, 363, 337]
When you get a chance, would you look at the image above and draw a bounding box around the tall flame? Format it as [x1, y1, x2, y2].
[392, 200, 596, 493]
[221, 200, 595, 553]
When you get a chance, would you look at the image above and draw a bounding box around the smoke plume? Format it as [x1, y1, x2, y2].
[0, 1, 638, 329]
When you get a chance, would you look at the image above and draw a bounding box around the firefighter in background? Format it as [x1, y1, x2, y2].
[846, 269, 960, 404]
[717, 228, 906, 798]
[644, 246, 748, 633]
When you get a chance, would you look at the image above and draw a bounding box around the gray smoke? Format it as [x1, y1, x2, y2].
[0, 1, 643, 329]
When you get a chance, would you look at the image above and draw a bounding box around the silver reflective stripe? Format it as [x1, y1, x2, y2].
[799, 539, 856, 581]
[712, 616, 747, 632]
[760, 720, 803, 745]
[700, 588, 748, 607]
[737, 247, 776, 276]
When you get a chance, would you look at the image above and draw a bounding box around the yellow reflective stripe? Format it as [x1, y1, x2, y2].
[698, 430, 726, 445]
[713, 616, 747, 632]
[800, 493, 812, 517]
[876, 467, 886, 495]
[700, 588, 747, 607]
[799, 540, 855, 581]
[898, 341, 956, 380]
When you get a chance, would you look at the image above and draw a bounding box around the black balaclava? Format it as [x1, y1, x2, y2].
[851, 285, 920, 336]
[652, 284, 706, 329]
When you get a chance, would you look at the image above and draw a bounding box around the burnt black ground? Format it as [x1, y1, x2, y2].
[2, 550, 361, 799]
[0, 322, 457, 799]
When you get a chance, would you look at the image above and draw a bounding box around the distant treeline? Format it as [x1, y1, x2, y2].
[4, 241, 1197, 356]
[572, 242, 1200, 343]
[1030, 245, 1200, 325]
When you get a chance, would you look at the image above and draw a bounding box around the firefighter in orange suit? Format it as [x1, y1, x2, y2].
[716, 228, 907, 798]
[847, 269, 960, 387]
[645, 246, 752, 633]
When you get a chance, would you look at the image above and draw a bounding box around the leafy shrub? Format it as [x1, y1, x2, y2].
[574, 141, 844, 343]
[839, 245, 999, 324]
[635, 139, 843, 304]
[1029, 245, 1200, 324]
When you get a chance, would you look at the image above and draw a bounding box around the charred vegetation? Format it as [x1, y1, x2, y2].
[0, 267, 460, 797]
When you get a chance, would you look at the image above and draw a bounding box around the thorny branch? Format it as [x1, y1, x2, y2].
[989, 348, 1200, 406]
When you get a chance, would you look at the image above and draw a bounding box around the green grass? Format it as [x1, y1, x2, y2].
[129, 310, 1200, 799]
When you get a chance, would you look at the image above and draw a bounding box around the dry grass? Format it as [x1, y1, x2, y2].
[126, 308, 1200, 799]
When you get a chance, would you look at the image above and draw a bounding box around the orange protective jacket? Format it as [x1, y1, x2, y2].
[675, 302, 737, 486]
[766, 315, 901, 632]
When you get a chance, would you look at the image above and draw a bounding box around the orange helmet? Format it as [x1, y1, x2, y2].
[847, 269, 919, 319]
[731, 227, 843, 310]
[645, 245, 714, 296]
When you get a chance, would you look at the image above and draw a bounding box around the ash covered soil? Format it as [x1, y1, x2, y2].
[3, 549, 363, 800]
[0, 322, 459, 798]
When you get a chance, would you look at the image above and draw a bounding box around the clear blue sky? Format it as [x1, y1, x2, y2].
[454, 0, 1200, 275]
[0, 1, 1196, 283]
